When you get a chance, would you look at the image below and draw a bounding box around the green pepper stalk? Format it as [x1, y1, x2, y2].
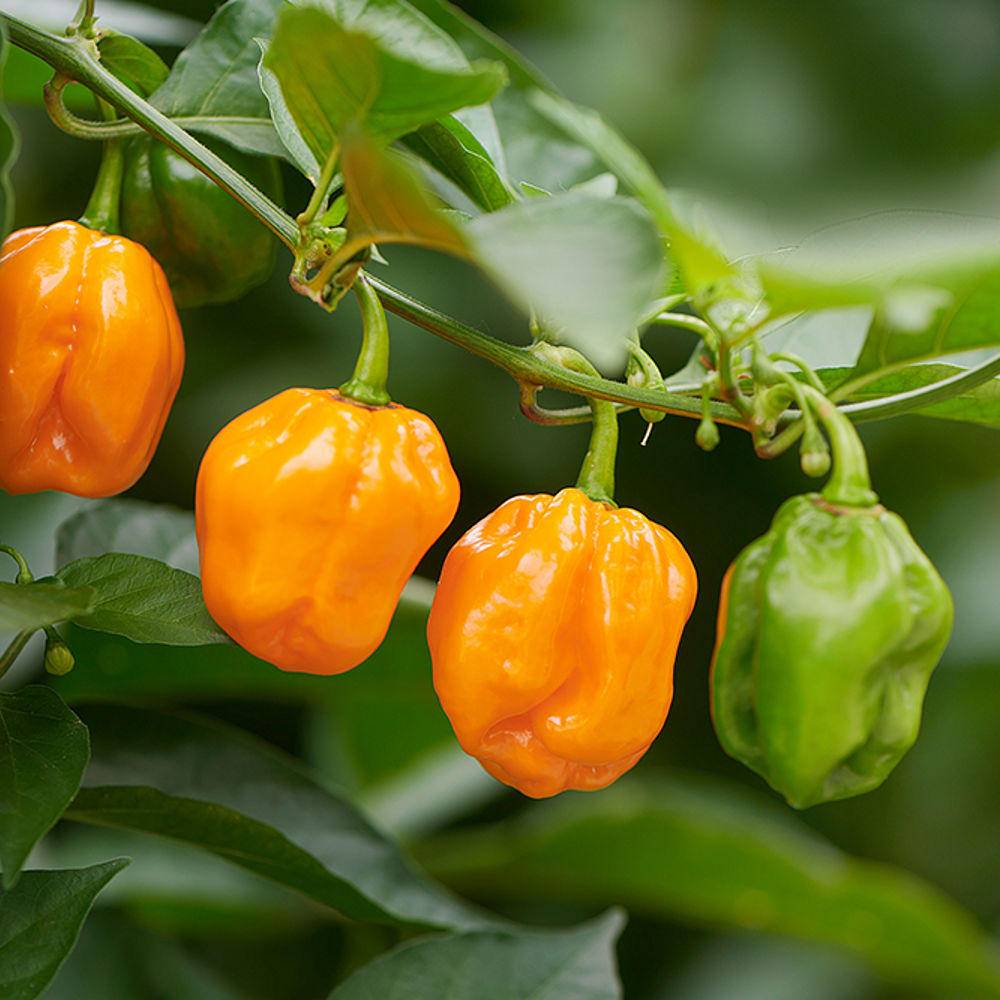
[340, 273, 391, 407]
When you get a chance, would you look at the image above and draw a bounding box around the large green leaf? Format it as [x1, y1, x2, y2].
[55, 554, 229, 646]
[0, 17, 19, 242]
[327, 910, 625, 1000]
[65, 702, 494, 931]
[55, 499, 199, 575]
[0, 580, 95, 633]
[418, 775, 1000, 998]
[262, 5, 506, 171]
[467, 192, 665, 370]
[0, 859, 129, 1000]
[149, 0, 287, 158]
[0, 686, 89, 888]
[97, 30, 169, 98]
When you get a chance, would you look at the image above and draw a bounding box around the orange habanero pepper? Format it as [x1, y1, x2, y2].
[428, 486, 697, 798]
[196, 387, 459, 675]
[0, 221, 184, 497]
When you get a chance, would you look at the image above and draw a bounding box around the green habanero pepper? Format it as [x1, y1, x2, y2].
[121, 137, 283, 309]
[710, 397, 953, 809]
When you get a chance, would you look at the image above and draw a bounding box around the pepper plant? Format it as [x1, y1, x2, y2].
[3, 1, 1000, 998]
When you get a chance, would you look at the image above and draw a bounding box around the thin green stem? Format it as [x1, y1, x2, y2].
[298, 143, 341, 224]
[78, 97, 123, 232]
[651, 311, 715, 340]
[340, 274, 391, 407]
[0, 545, 32, 583]
[771, 351, 826, 393]
[0, 631, 33, 679]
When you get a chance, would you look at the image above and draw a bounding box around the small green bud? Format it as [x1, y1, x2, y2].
[696, 416, 720, 452]
[44, 638, 75, 676]
[800, 425, 831, 478]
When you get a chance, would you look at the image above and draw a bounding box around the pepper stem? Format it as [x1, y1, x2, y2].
[340, 273, 391, 407]
[0, 544, 33, 583]
[803, 386, 879, 508]
[78, 98, 123, 234]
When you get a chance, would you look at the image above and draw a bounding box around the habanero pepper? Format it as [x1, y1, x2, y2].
[0, 221, 184, 498]
[710, 399, 953, 808]
[195, 279, 459, 675]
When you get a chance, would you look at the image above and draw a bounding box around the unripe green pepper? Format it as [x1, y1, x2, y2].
[711, 494, 953, 809]
[120, 137, 282, 308]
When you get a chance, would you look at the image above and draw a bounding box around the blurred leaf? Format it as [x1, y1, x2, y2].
[0, 859, 129, 1000]
[467, 192, 665, 370]
[51, 577, 434, 704]
[401, 116, 515, 212]
[0, 0, 199, 46]
[0, 18, 18, 242]
[329, 126, 467, 271]
[328, 910, 625, 999]
[97, 31, 169, 98]
[55, 500, 199, 575]
[262, 6, 506, 171]
[0, 686, 89, 889]
[149, 0, 287, 158]
[56, 554, 228, 646]
[419, 775, 1000, 998]
[65, 702, 495, 930]
[0, 580, 94, 633]
[44, 909, 253, 1000]
[817, 362, 1000, 429]
[843, 272, 1000, 391]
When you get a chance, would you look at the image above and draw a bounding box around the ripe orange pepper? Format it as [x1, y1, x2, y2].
[196, 387, 460, 674]
[428, 487, 697, 798]
[0, 221, 184, 497]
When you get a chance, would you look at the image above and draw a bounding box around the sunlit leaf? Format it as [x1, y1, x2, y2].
[0, 687, 89, 888]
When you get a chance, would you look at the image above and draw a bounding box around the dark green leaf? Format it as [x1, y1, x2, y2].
[0, 18, 19, 242]
[0, 859, 129, 1000]
[262, 6, 506, 169]
[402, 116, 515, 212]
[149, 0, 287, 158]
[467, 192, 665, 370]
[55, 554, 229, 646]
[328, 910, 625, 1000]
[97, 31, 169, 98]
[0, 580, 95, 633]
[55, 500, 199, 575]
[65, 702, 495, 930]
[257, 48, 322, 181]
[419, 775, 1000, 998]
[0, 687, 89, 889]
[843, 271, 1000, 390]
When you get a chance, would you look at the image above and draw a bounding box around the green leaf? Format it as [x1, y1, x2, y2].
[419, 775, 1000, 999]
[843, 270, 1000, 391]
[0, 580, 95, 633]
[328, 125, 467, 273]
[0, 18, 19, 242]
[327, 910, 625, 1000]
[401, 116, 516, 212]
[467, 192, 665, 370]
[0, 859, 129, 1000]
[97, 30, 169, 98]
[55, 500, 199, 575]
[65, 702, 494, 931]
[262, 5, 506, 169]
[257, 45, 322, 181]
[149, 0, 287, 158]
[51, 577, 435, 704]
[55, 554, 229, 646]
[0, 687, 90, 889]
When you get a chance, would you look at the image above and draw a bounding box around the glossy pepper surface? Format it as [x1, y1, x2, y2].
[428, 487, 697, 798]
[196, 387, 459, 674]
[121, 137, 281, 309]
[0, 220, 184, 497]
[711, 493, 953, 809]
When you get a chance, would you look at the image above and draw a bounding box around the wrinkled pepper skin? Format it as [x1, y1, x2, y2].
[196, 388, 459, 674]
[0, 221, 184, 497]
[428, 488, 697, 798]
[711, 493, 953, 809]
[121, 137, 282, 308]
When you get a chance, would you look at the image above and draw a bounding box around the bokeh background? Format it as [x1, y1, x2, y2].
[4, 1, 1000, 997]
